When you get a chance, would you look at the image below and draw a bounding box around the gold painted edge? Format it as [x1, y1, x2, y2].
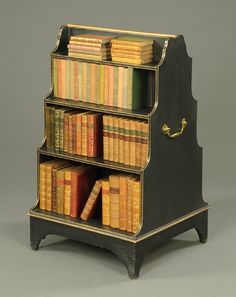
[67, 24, 178, 39]
[28, 205, 209, 243]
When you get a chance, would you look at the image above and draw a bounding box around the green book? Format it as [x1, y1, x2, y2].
[113, 66, 119, 107]
[59, 108, 71, 152]
[54, 108, 60, 152]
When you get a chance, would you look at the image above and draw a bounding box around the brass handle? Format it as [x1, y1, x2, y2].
[162, 118, 187, 139]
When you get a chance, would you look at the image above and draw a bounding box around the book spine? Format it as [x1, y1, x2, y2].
[53, 59, 58, 97]
[109, 175, 120, 229]
[76, 113, 82, 155]
[123, 119, 130, 165]
[82, 62, 87, 102]
[104, 65, 109, 105]
[61, 59, 66, 99]
[132, 180, 141, 233]
[64, 113, 69, 153]
[39, 163, 46, 210]
[72, 114, 77, 154]
[59, 110, 65, 152]
[54, 109, 60, 152]
[78, 62, 83, 101]
[108, 116, 114, 162]
[135, 121, 142, 167]
[127, 177, 134, 232]
[90, 63, 96, 103]
[141, 122, 149, 167]
[64, 169, 72, 215]
[117, 67, 124, 108]
[113, 117, 119, 163]
[122, 67, 128, 109]
[103, 115, 109, 160]
[45, 107, 52, 149]
[111, 43, 153, 52]
[127, 68, 133, 110]
[70, 170, 78, 218]
[50, 107, 55, 150]
[86, 63, 91, 103]
[57, 59, 61, 98]
[102, 179, 110, 226]
[65, 60, 70, 99]
[70, 60, 74, 100]
[113, 66, 119, 107]
[74, 61, 79, 100]
[81, 113, 88, 156]
[51, 167, 58, 212]
[56, 170, 65, 214]
[68, 114, 73, 154]
[129, 120, 136, 166]
[45, 164, 53, 211]
[95, 64, 100, 104]
[118, 118, 124, 164]
[108, 66, 114, 106]
[80, 180, 102, 220]
[87, 114, 95, 157]
[119, 175, 127, 230]
[99, 64, 104, 104]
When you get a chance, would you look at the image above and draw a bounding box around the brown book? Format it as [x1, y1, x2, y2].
[76, 112, 82, 155]
[109, 174, 120, 229]
[45, 106, 55, 150]
[39, 161, 54, 210]
[103, 115, 109, 160]
[135, 121, 142, 167]
[70, 167, 96, 217]
[72, 113, 77, 154]
[63, 112, 71, 153]
[68, 113, 73, 154]
[108, 116, 114, 162]
[102, 179, 110, 226]
[87, 113, 102, 157]
[141, 122, 149, 167]
[119, 175, 128, 230]
[81, 113, 89, 156]
[132, 179, 141, 233]
[80, 180, 102, 220]
[123, 119, 130, 165]
[113, 117, 119, 163]
[56, 167, 66, 214]
[118, 118, 124, 164]
[129, 120, 136, 166]
[64, 166, 77, 215]
[127, 176, 136, 232]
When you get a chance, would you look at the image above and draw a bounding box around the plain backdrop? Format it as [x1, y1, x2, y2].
[0, 0, 235, 296]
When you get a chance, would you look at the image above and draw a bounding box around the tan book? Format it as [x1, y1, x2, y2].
[82, 62, 87, 102]
[141, 122, 149, 167]
[119, 175, 128, 231]
[108, 66, 114, 106]
[127, 176, 136, 232]
[64, 166, 76, 215]
[102, 179, 110, 226]
[117, 67, 124, 108]
[113, 117, 119, 163]
[132, 179, 141, 233]
[135, 121, 142, 167]
[90, 63, 96, 103]
[118, 117, 124, 164]
[123, 119, 130, 165]
[71, 34, 116, 44]
[56, 167, 66, 214]
[103, 115, 109, 160]
[111, 56, 153, 65]
[39, 161, 54, 210]
[111, 52, 153, 60]
[69, 40, 110, 48]
[111, 48, 153, 56]
[81, 112, 90, 156]
[70, 60, 74, 100]
[80, 180, 102, 220]
[111, 43, 153, 52]
[129, 120, 136, 166]
[104, 65, 110, 105]
[68, 52, 111, 61]
[111, 36, 153, 47]
[109, 175, 120, 229]
[60, 59, 66, 98]
[108, 116, 114, 162]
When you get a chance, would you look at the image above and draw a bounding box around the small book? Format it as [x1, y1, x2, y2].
[54, 108, 61, 152]
[80, 180, 102, 221]
[102, 179, 110, 226]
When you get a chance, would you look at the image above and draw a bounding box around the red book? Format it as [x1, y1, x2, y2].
[87, 113, 102, 157]
[70, 167, 96, 217]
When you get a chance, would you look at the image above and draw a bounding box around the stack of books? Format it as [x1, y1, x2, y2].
[67, 34, 115, 61]
[103, 115, 148, 167]
[39, 160, 97, 218]
[111, 36, 154, 65]
[102, 175, 141, 233]
[45, 107, 102, 157]
[53, 59, 147, 110]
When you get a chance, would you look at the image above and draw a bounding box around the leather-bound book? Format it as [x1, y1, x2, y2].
[63, 112, 70, 153]
[141, 121, 149, 167]
[108, 116, 114, 161]
[53, 58, 58, 97]
[129, 120, 136, 166]
[45, 106, 55, 150]
[57, 59, 61, 98]
[80, 180, 102, 221]
[119, 175, 128, 230]
[76, 112, 82, 155]
[127, 176, 136, 232]
[90, 63, 96, 103]
[123, 119, 130, 165]
[64, 166, 76, 215]
[95, 64, 100, 104]
[70, 167, 96, 217]
[108, 66, 114, 106]
[135, 121, 142, 167]
[69, 60, 74, 100]
[72, 113, 77, 154]
[68, 113, 73, 154]
[86, 63, 91, 103]
[54, 108, 61, 152]
[74, 61, 79, 100]
[104, 65, 109, 106]
[118, 117, 124, 163]
[109, 174, 120, 229]
[65, 60, 70, 99]
[117, 67, 124, 108]
[122, 67, 128, 109]
[113, 66, 119, 107]
[102, 115, 109, 160]
[99, 64, 105, 105]
[78, 62, 83, 101]
[87, 113, 102, 157]
[132, 179, 141, 233]
[82, 62, 87, 102]
[56, 167, 66, 214]
[39, 161, 54, 210]
[102, 179, 110, 226]
[81, 112, 89, 156]
[60, 59, 66, 99]
[113, 117, 119, 163]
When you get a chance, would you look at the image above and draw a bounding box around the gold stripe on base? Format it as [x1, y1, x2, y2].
[28, 205, 209, 243]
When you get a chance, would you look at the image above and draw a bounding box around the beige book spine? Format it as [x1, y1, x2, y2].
[103, 115, 109, 160]
[102, 179, 110, 226]
[118, 118, 124, 164]
[113, 117, 119, 163]
[127, 176, 136, 232]
[109, 175, 120, 229]
[132, 180, 141, 233]
[117, 67, 124, 108]
[119, 175, 127, 231]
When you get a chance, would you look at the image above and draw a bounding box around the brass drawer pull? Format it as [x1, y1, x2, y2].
[162, 118, 187, 138]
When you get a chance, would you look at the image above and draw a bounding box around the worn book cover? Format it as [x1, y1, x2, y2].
[108, 116, 114, 161]
[132, 179, 141, 233]
[129, 120, 136, 166]
[118, 117, 124, 164]
[103, 115, 109, 160]
[119, 175, 128, 230]
[141, 122, 149, 167]
[127, 176, 136, 232]
[87, 113, 102, 157]
[113, 117, 119, 163]
[135, 121, 142, 167]
[123, 119, 130, 165]
[102, 178, 110, 226]
[54, 108, 60, 152]
[109, 174, 120, 229]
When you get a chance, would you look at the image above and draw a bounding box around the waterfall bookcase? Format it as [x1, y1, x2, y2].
[28, 24, 209, 279]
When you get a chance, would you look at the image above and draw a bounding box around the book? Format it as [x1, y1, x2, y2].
[64, 166, 76, 215]
[45, 106, 55, 150]
[103, 115, 109, 160]
[118, 117, 124, 163]
[117, 67, 124, 108]
[109, 174, 120, 229]
[111, 43, 153, 52]
[108, 116, 114, 162]
[132, 180, 141, 233]
[60, 59, 66, 99]
[39, 161, 53, 210]
[53, 58, 58, 97]
[56, 167, 66, 214]
[141, 122, 149, 167]
[68, 52, 111, 61]
[108, 66, 114, 106]
[135, 121, 142, 167]
[80, 180, 102, 220]
[113, 117, 119, 163]
[104, 65, 109, 105]
[111, 36, 153, 47]
[126, 176, 136, 232]
[129, 120, 136, 166]
[87, 113, 102, 157]
[81, 112, 89, 156]
[119, 175, 128, 230]
[70, 34, 116, 44]
[102, 179, 110, 226]
[123, 119, 130, 165]
[54, 108, 60, 152]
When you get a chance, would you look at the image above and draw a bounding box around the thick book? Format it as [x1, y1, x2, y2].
[102, 179, 110, 226]
[126, 176, 136, 232]
[117, 67, 124, 108]
[123, 119, 130, 165]
[129, 120, 136, 166]
[132, 179, 141, 233]
[119, 175, 128, 230]
[111, 43, 153, 52]
[111, 36, 153, 47]
[108, 116, 114, 162]
[87, 113, 102, 157]
[80, 180, 102, 220]
[109, 174, 120, 229]
[113, 117, 119, 163]
[103, 115, 109, 160]
[68, 52, 111, 61]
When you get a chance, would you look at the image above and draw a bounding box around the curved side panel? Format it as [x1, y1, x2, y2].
[140, 35, 207, 235]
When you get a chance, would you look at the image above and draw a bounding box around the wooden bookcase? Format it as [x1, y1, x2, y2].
[28, 24, 209, 279]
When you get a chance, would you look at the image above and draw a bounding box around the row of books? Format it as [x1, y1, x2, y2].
[102, 174, 141, 233]
[39, 160, 97, 218]
[45, 107, 102, 157]
[67, 33, 154, 65]
[103, 115, 148, 167]
[53, 58, 146, 110]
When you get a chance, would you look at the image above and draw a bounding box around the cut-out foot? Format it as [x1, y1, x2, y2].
[195, 211, 208, 243]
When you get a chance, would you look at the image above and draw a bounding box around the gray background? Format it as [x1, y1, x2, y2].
[0, 0, 235, 296]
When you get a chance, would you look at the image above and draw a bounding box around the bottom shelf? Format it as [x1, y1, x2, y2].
[29, 207, 137, 242]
